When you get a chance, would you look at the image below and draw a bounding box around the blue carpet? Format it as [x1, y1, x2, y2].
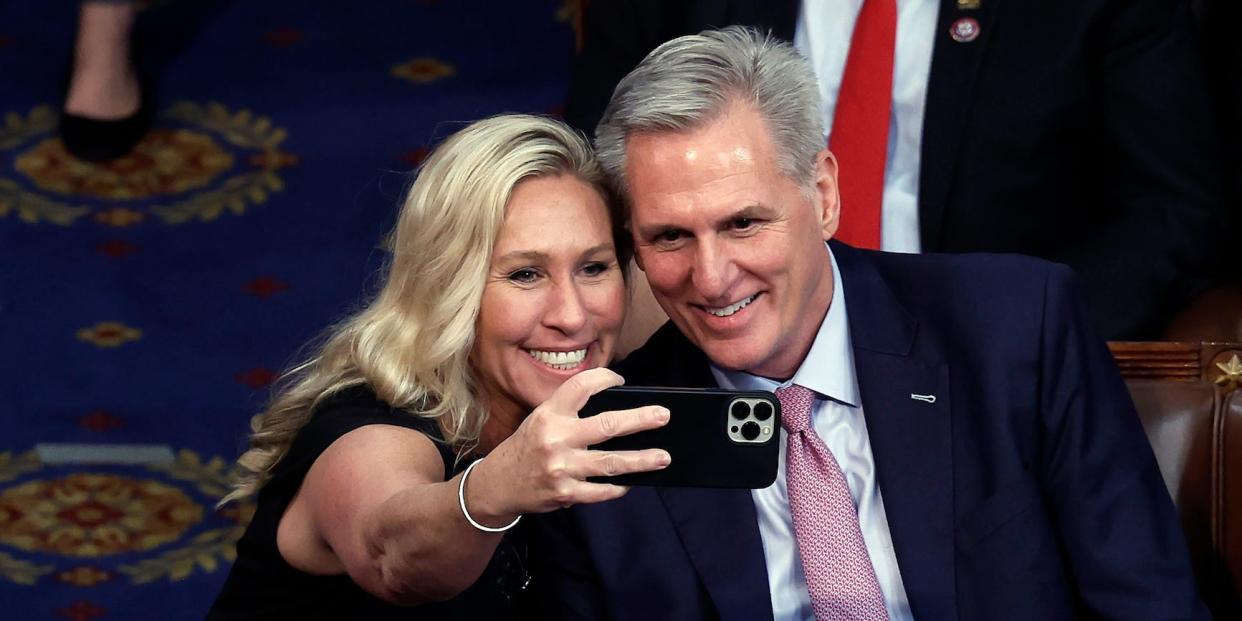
[0, 1, 577, 618]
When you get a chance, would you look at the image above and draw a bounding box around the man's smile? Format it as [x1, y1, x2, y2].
[699, 293, 760, 317]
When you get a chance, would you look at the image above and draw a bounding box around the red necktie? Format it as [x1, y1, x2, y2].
[829, 0, 897, 250]
[777, 384, 889, 621]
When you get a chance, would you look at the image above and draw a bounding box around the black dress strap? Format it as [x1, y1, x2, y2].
[207, 386, 530, 620]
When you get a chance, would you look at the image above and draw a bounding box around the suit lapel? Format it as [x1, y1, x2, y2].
[614, 322, 717, 387]
[835, 243, 958, 620]
[657, 487, 776, 621]
[854, 352, 956, 619]
[919, 0, 1002, 250]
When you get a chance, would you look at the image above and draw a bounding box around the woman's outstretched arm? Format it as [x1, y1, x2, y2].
[278, 368, 671, 605]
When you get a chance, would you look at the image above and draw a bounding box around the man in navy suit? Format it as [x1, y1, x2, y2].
[534, 27, 1208, 620]
[562, 0, 1230, 341]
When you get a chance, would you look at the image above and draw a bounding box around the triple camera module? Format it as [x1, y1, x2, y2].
[726, 397, 776, 444]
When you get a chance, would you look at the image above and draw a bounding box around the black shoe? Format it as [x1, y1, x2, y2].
[59, 10, 153, 165]
[60, 97, 153, 163]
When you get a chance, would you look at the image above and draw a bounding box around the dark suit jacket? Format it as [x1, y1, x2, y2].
[533, 243, 1208, 620]
[564, 0, 1230, 340]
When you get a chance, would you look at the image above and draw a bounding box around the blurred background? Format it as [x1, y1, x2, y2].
[0, 0, 579, 618]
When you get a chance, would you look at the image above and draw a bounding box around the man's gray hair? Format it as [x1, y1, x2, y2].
[595, 26, 824, 203]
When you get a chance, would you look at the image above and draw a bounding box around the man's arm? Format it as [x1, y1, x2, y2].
[1036, 264, 1210, 618]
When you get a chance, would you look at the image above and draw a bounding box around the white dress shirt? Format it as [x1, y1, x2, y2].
[711, 247, 913, 621]
[794, 0, 938, 254]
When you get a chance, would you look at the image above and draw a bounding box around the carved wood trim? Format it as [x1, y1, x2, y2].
[1109, 342, 1242, 395]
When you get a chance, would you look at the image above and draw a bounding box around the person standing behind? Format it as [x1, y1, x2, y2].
[564, 0, 1230, 340]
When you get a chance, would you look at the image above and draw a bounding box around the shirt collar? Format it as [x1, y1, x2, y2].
[710, 245, 860, 407]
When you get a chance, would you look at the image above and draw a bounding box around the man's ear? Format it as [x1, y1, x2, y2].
[812, 149, 841, 241]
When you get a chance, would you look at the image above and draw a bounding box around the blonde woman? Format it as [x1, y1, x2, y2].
[207, 115, 671, 620]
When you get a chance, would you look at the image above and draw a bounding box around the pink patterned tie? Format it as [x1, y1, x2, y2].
[777, 384, 889, 621]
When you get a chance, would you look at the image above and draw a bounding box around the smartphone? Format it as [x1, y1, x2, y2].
[579, 386, 781, 489]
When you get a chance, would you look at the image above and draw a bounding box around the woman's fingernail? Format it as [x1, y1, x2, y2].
[658, 451, 672, 467]
[656, 407, 670, 423]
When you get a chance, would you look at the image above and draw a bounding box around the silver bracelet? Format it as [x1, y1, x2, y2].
[458, 458, 521, 533]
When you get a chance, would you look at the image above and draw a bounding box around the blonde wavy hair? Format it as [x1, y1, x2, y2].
[222, 114, 624, 504]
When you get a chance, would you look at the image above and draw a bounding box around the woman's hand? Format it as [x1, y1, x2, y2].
[464, 368, 671, 523]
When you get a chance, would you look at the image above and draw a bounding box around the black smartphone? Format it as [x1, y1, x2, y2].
[579, 386, 781, 489]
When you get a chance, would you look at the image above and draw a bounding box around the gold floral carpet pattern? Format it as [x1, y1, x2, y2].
[0, 451, 254, 586]
[0, 1, 577, 619]
[2, 102, 297, 227]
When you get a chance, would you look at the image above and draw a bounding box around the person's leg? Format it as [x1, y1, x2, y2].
[60, 1, 149, 163]
[65, 1, 139, 120]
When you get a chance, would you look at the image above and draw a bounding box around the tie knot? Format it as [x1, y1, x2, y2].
[775, 384, 817, 433]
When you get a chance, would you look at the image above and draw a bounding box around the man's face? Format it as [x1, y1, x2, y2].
[625, 102, 840, 379]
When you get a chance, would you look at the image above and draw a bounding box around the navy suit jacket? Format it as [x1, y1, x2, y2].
[563, 0, 1230, 340]
[533, 243, 1208, 620]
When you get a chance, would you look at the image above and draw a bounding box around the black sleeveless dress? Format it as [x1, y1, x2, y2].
[206, 388, 532, 620]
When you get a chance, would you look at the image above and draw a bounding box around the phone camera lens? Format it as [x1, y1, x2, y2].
[730, 401, 750, 420]
[753, 401, 773, 421]
[741, 421, 761, 440]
